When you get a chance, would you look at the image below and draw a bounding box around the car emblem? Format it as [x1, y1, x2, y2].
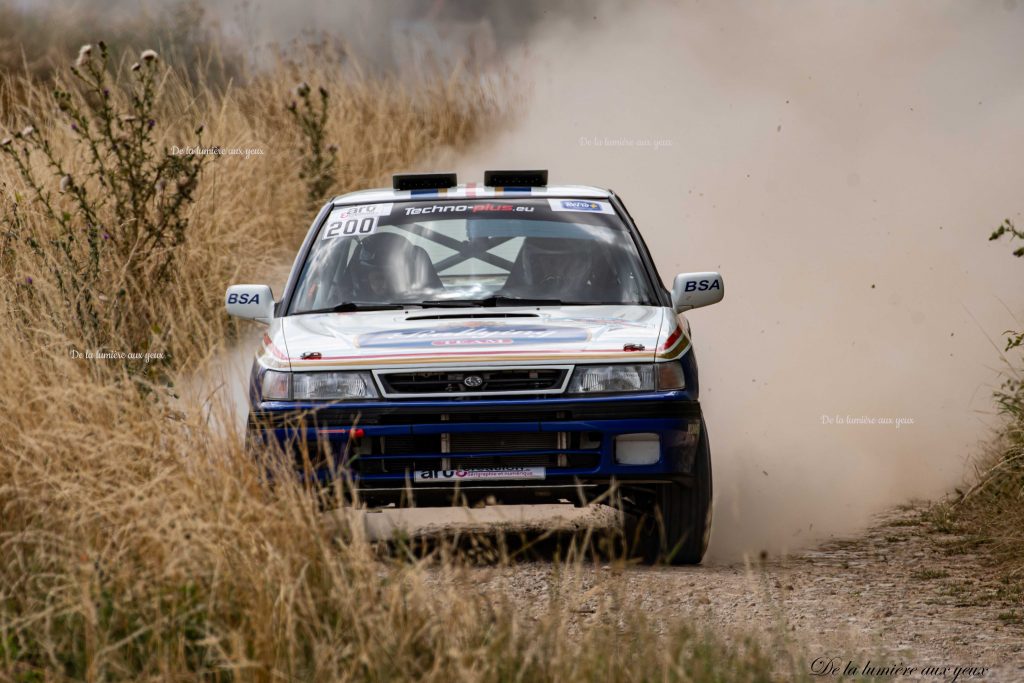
[463, 375, 484, 388]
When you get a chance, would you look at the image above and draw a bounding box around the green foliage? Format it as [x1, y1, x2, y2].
[989, 219, 1024, 348]
[989, 219, 1024, 352]
[988, 217, 1024, 413]
[989, 218, 1024, 258]
[286, 82, 338, 209]
[995, 377, 1023, 417]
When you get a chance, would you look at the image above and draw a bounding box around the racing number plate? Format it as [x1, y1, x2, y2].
[413, 467, 546, 482]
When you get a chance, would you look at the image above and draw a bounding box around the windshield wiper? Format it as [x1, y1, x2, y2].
[296, 302, 415, 315]
[421, 295, 572, 308]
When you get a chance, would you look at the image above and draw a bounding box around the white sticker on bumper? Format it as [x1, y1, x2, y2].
[413, 467, 546, 482]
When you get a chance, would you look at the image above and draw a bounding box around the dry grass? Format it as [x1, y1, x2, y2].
[930, 355, 1024, 605]
[0, 375, 792, 680]
[0, 0, 244, 103]
[0, 30, 799, 683]
[933, 221, 1023, 582]
[1, 39, 509, 371]
[937, 405, 1024, 571]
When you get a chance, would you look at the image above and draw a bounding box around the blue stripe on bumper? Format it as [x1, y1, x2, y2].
[248, 392, 702, 482]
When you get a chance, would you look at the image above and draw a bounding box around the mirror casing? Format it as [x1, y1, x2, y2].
[225, 284, 275, 324]
[671, 272, 724, 312]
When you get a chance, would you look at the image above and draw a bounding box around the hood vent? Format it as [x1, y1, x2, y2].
[405, 312, 539, 321]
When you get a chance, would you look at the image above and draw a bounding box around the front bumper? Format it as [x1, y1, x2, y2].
[248, 391, 703, 496]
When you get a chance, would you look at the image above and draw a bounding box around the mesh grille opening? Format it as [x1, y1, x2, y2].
[380, 368, 566, 395]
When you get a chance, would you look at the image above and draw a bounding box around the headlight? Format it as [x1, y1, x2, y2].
[260, 370, 380, 401]
[568, 364, 654, 394]
[293, 371, 379, 400]
[566, 363, 685, 394]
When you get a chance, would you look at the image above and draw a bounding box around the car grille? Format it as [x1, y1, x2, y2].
[378, 368, 567, 395]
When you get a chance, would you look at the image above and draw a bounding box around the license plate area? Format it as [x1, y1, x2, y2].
[413, 467, 546, 482]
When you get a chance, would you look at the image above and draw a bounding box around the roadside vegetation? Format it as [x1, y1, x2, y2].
[0, 9, 506, 379]
[930, 219, 1024, 599]
[0, 6, 803, 681]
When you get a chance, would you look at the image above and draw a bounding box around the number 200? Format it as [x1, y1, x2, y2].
[327, 217, 375, 238]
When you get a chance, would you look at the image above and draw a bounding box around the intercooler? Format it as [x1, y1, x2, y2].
[448, 431, 559, 453]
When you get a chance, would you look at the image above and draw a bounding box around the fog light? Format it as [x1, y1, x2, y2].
[614, 433, 661, 465]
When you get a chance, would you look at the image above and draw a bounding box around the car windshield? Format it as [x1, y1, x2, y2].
[289, 197, 658, 313]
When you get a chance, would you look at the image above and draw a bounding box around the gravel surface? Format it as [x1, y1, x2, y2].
[336, 503, 1024, 681]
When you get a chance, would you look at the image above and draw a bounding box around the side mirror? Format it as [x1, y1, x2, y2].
[671, 272, 724, 312]
[225, 284, 275, 324]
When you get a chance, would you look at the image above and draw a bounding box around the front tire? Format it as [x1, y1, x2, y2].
[629, 420, 713, 565]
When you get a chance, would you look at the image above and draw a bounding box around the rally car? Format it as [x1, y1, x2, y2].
[226, 170, 724, 564]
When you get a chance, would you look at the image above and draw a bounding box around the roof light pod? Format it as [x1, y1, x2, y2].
[483, 169, 548, 187]
[392, 172, 458, 191]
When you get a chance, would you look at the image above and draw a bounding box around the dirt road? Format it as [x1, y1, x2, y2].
[336, 504, 1024, 681]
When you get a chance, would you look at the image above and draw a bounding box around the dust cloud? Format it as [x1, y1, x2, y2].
[452, 0, 1024, 560]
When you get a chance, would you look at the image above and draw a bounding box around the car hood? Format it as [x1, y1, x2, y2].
[260, 305, 690, 371]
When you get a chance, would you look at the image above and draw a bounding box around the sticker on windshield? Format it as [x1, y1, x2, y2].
[547, 199, 614, 214]
[403, 203, 534, 216]
[322, 203, 393, 240]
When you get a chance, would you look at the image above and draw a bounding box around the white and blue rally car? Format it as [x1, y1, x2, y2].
[226, 170, 724, 563]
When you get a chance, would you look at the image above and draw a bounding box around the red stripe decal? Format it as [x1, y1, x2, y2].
[662, 327, 682, 351]
[262, 334, 288, 360]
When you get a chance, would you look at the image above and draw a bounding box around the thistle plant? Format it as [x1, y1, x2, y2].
[286, 81, 338, 208]
[0, 42, 207, 374]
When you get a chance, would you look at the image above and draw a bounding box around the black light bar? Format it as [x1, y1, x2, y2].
[393, 172, 458, 191]
[483, 169, 548, 187]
